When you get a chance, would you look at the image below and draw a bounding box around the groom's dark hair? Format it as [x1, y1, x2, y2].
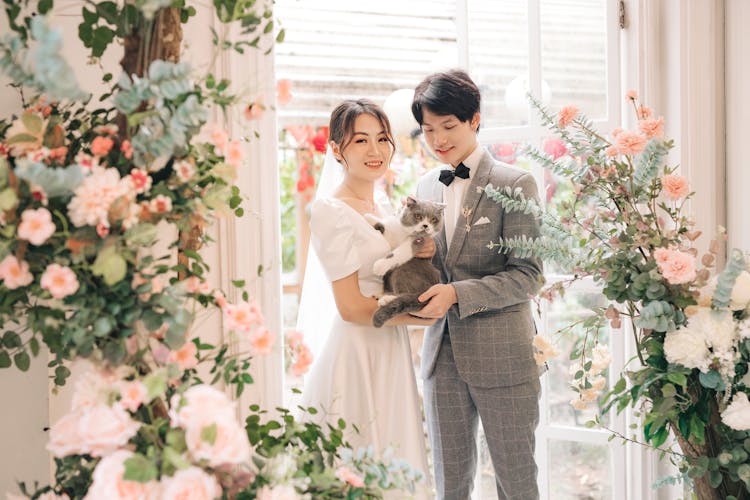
[411, 69, 481, 130]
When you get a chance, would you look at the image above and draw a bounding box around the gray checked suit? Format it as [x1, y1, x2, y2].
[416, 148, 544, 500]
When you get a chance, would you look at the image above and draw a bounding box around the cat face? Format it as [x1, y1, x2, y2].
[399, 197, 445, 236]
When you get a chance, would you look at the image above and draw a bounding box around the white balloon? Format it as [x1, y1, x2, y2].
[383, 88, 419, 138]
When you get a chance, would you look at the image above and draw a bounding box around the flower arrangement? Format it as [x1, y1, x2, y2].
[0, 2, 422, 498]
[489, 92, 750, 499]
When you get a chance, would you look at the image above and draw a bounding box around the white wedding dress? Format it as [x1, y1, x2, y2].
[300, 197, 430, 498]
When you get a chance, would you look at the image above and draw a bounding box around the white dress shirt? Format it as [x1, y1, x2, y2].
[443, 143, 483, 245]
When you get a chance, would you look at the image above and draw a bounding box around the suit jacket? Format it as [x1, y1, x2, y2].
[416, 148, 544, 388]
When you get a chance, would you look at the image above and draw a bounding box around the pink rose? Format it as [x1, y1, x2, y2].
[77, 405, 141, 457]
[557, 105, 579, 128]
[655, 249, 697, 285]
[0, 255, 34, 289]
[184, 412, 251, 466]
[250, 327, 276, 355]
[47, 411, 86, 457]
[256, 484, 300, 500]
[169, 385, 236, 429]
[90, 136, 114, 157]
[661, 174, 689, 201]
[84, 450, 158, 500]
[18, 207, 56, 245]
[336, 466, 365, 488]
[615, 130, 648, 155]
[160, 467, 220, 500]
[41, 263, 79, 299]
[639, 116, 665, 139]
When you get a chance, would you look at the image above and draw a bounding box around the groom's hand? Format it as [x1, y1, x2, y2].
[413, 284, 457, 318]
[413, 237, 436, 259]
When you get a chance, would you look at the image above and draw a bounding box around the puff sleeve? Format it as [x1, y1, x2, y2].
[309, 199, 361, 282]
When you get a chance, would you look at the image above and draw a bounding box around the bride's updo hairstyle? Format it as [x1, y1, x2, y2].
[329, 99, 396, 156]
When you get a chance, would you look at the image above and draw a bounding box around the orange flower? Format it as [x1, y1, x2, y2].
[90, 136, 114, 157]
[661, 174, 689, 201]
[639, 117, 665, 139]
[557, 105, 579, 128]
[615, 130, 647, 155]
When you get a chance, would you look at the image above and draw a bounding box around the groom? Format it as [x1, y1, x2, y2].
[412, 70, 544, 500]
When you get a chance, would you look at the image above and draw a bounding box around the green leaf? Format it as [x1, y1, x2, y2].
[698, 370, 723, 390]
[3, 331, 22, 348]
[29, 337, 40, 357]
[0, 351, 11, 368]
[54, 365, 71, 386]
[91, 26, 116, 58]
[21, 112, 43, 134]
[666, 372, 687, 387]
[690, 414, 705, 445]
[123, 454, 158, 483]
[14, 351, 30, 371]
[91, 246, 127, 285]
[38, 0, 53, 14]
[201, 423, 217, 445]
[82, 7, 98, 24]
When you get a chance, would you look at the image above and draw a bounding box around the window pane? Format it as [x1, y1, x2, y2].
[546, 291, 611, 427]
[468, 1, 529, 128]
[548, 440, 612, 499]
[540, 0, 609, 119]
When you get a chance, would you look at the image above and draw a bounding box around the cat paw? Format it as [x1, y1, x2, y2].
[373, 258, 392, 276]
[378, 295, 396, 306]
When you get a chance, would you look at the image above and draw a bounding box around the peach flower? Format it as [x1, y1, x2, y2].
[118, 380, 147, 412]
[120, 140, 133, 160]
[626, 89, 638, 100]
[211, 128, 229, 152]
[336, 466, 365, 488]
[0, 255, 34, 289]
[149, 194, 172, 214]
[244, 95, 265, 121]
[226, 140, 245, 168]
[40, 263, 80, 299]
[250, 327, 276, 355]
[84, 450, 158, 500]
[291, 344, 313, 376]
[77, 405, 141, 457]
[639, 117, 665, 139]
[223, 300, 264, 332]
[169, 341, 198, 370]
[557, 105, 579, 128]
[655, 249, 697, 285]
[160, 467, 220, 500]
[18, 207, 56, 245]
[615, 130, 648, 155]
[661, 174, 689, 201]
[184, 412, 251, 466]
[90, 136, 114, 157]
[276, 79, 293, 106]
[127, 168, 152, 194]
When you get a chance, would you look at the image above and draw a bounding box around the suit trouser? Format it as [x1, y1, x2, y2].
[424, 335, 541, 500]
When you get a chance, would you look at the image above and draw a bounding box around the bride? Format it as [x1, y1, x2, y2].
[297, 99, 433, 497]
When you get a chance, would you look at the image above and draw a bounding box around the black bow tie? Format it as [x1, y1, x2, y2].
[438, 163, 471, 186]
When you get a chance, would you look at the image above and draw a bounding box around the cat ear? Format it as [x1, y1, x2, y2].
[436, 202, 447, 212]
[405, 196, 417, 207]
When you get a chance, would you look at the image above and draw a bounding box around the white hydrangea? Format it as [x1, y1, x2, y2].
[663, 326, 711, 372]
[721, 392, 750, 431]
[730, 271, 750, 311]
[683, 307, 737, 353]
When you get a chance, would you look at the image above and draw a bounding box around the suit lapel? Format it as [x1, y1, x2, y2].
[445, 150, 493, 270]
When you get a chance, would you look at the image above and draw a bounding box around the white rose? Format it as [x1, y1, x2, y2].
[663, 326, 711, 371]
[730, 271, 750, 310]
[697, 309, 737, 353]
[721, 392, 750, 431]
[84, 450, 158, 500]
[262, 453, 298, 482]
[160, 467, 220, 500]
[169, 385, 235, 429]
[78, 405, 141, 457]
[185, 412, 251, 467]
[256, 485, 301, 500]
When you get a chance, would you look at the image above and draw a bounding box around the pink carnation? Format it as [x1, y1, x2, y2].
[615, 130, 648, 155]
[0, 255, 33, 289]
[639, 117, 665, 139]
[661, 174, 689, 201]
[18, 207, 56, 245]
[250, 327, 276, 355]
[655, 249, 697, 285]
[557, 105, 579, 128]
[40, 263, 79, 299]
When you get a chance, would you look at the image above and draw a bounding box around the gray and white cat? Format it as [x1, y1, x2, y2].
[366, 196, 445, 328]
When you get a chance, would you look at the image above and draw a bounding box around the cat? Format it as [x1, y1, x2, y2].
[366, 196, 445, 328]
